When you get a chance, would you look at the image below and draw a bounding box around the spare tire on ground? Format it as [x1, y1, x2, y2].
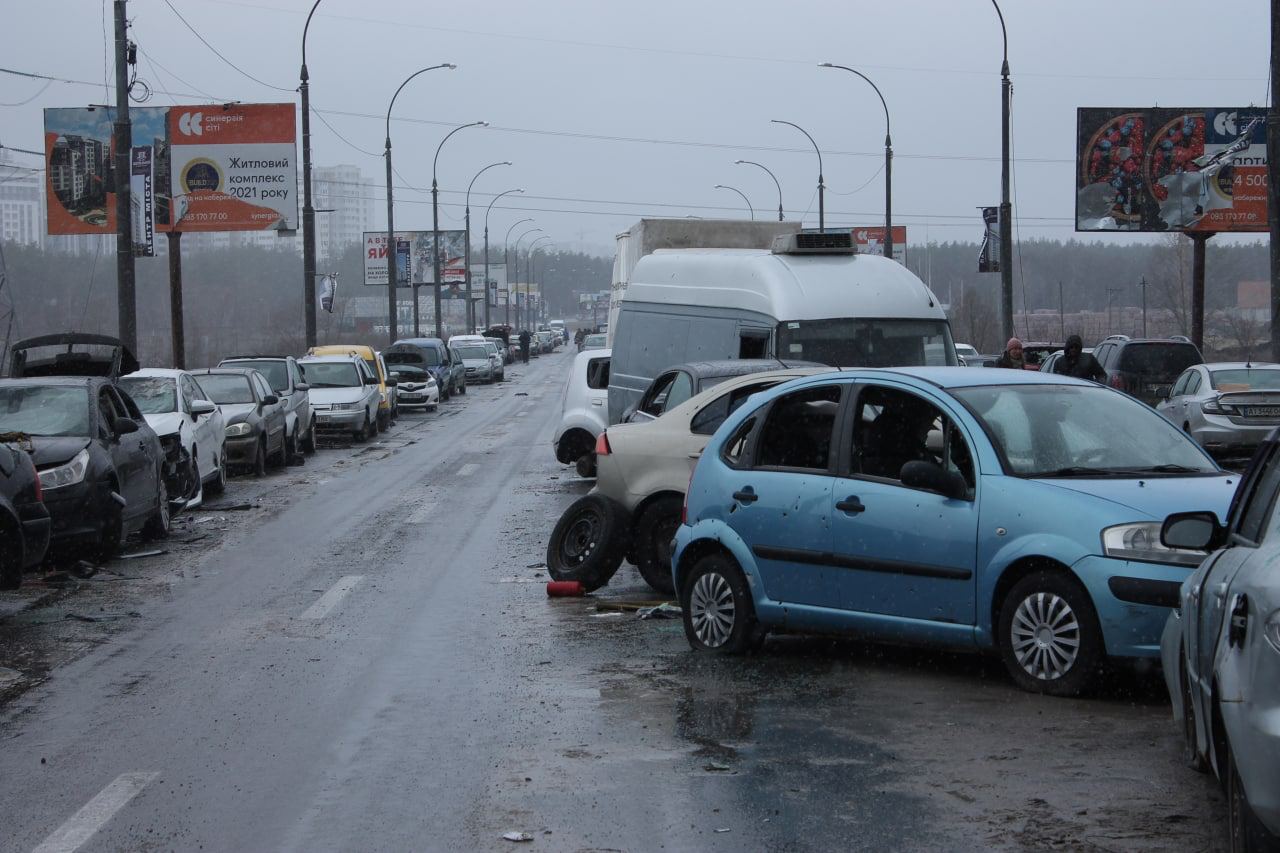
[546, 494, 630, 592]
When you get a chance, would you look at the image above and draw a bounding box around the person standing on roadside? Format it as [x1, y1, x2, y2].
[996, 337, 1026, 370]
[1052, 334, 1107, 382]
[518, 328, 531, 363]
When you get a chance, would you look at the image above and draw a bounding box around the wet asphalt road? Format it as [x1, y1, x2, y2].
[0, 348, 1226, 852]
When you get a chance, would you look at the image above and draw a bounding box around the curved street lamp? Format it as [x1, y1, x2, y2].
[528, 236, 553, 329]
[463, 161, 511, 331]
[714, 184, 754, 220]
[484, 189, 524, 330]
[512, 227, 543, 329]
[771, 119, 825, 231]
[299, 0, 323, 349]
[383, 63, 455, 345]
[734, 159, 783, 222]
[429, 121, 487, 338]
[820, 62, 893, 259]
[502, 218, 533, 326]
[991, 0, 1014, 342]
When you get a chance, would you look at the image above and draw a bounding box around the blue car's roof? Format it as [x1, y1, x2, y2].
[844, 366, 1094, 390]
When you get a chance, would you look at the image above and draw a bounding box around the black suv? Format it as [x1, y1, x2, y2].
[1092, 335, 1204, 406]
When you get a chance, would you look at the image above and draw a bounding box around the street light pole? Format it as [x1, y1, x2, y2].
[299, 0, 322, 349]
[503, 218, 533, 327]
[464, 161, 511, 333]
[734, 160, 783, 221]
[432, 121, 487, 339]
[991, 0, 1015, 343]
[771, 120, 824, 231]
[512, 227, 542, 329]
[529, 237, 551, 330]
[384, 63, 454, 346]
[819, 62, 893, 259]
[484, 189, 524, 331]
[714, 185, 754, 220]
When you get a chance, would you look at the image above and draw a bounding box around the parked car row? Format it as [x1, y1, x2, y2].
[0, 327, 541, 589]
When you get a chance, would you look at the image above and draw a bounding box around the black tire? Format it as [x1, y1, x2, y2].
[93, 484, 124, 562]
[998, 570, 1103, 696]
[370, 413, 381, 437]
[377, 410, 389, 432]
[680, 553, 756, 654]
[0, 521, 21, 591]
[1224, 734, 1276, 852]
[545, 494, 629, 592]
[633, 495, 682, 594]
[1179, 659, 1209, 773]
[207, 447, 228, 495]
[253, 438, 268, 477]
[271, 431, 289, 468]
[458, 381, 467, 395]
[301, 420, 317, 454]
[142, 475, 171, 540]
[575, 453, 597, 479]
[286, 424, 299, 458]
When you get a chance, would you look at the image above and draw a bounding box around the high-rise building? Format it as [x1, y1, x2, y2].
[313, 164, 374, 261]
[0, 150, 45, 247]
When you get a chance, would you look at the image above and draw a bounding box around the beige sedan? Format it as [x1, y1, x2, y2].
[594, 368, 826, 592]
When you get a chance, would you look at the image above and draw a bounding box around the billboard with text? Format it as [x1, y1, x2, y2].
[364, 230, 467, 287]
[1076, 107, 1268, 233]
[851, 226, 906, 264]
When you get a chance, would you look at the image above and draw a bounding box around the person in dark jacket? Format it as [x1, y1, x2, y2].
[996, 337, 1026, 370]
[518, 329, 531, 363]
[1052, 334, 1107, 382]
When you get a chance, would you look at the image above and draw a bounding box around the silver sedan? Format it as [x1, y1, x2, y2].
[1157, 362, 1280, 458]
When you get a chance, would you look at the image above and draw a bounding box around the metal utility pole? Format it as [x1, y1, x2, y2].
[464, 161, 510, 333]
[484, 189, 523, 331]
[819, 63, 893, 258]
[1140, 275, 1148, 337]
[503, 219, 532, 327]
[299, 0, 321, 349]
[713, 185, 754, 220]
[167, 231, 184, 367]
[1270, 0, 1280, 361]
[384, 64, 455, 345]
[771, 120, 824, 231]
[432, 121, 486, 339]
[735, 160, 783, 221]
[991, 0, 1015, 343]
[113, 0, 136, 354]
[1058, 280, 1064, 343]
[1191, 234, 1209, 350]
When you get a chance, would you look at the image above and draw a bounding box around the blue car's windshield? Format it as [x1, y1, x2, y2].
[954, 384, 1218, 477]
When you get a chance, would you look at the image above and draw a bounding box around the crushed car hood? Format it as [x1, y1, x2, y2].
[220, 403, 257, 423]
[28, 436, 91, 467]
[142, 412, 184, 438]
[1030, 474, 1238, 520]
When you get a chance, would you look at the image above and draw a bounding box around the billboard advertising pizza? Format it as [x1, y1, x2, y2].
[167, 103, 297, 232]
[44, 106, 171, 236]
[1076, 107, 1268, 233]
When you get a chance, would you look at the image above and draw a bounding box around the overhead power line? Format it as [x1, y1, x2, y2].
[159, 0, 294, 93]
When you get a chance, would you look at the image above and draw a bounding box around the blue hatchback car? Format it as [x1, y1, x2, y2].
[671, 368, 1238, 695]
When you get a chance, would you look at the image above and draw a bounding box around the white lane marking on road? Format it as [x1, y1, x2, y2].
[299, 576, 363, 620]
[406, 500, 436, 524]
[457, 462, 478, 477]
[33, 771, 158, 853]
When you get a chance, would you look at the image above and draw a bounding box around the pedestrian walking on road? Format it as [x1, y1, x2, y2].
[518, 329, 531, 363]
[996, 337, 1026, 370]
[1052, 334, 1107, 382]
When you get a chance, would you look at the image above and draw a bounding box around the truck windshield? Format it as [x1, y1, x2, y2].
[776, 318, 956, 367]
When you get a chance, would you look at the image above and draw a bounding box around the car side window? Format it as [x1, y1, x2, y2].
[97, 388, 119, 436]
[1169, 371, 1191, 398]
[255, 374, 273, 399]
[1185, 371, 1202, 395]
[1093, 343, 1112, 367]
[721, 416, 757, 468]
[288, 360, 303, 388]
[753, 384, 842, 471]
[1235, 447, 1280, 544]
[665, 371, 695, 412]
[586, 358, 610, 390]
[852, 385, 975, 491]
[691, 381, 781, 437]
[640, 372, 678, 417]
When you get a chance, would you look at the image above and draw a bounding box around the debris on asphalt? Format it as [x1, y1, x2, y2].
[190, 515, 227, 525]
[64, 610, 141, 623]
[595, 600, 669, 613]
[502, 831, 533, 842]
[39, 571, 72, 587]
[201, 502, 256, 512]
[118, 550, 167, 560]
[526, 562, 547, 569]
[514, 392, 529, 396]
[546, 580, 585, 597]
[714, 827, 731, 833]
[637, 603, 681, 620]
[591, 611, 623, 618]
[703, 762, 732, 773]
[69, 561, 100, 579]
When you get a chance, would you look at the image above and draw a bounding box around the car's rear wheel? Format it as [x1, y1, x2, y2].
[253, 439, 268, 477]
[142, 475, 171, 540]
[1180, 658, 1209, 773]
[1225, 733, 1275, 851]
[207, 448, 228, 495]
[998, 570, 1102, 696]
[301, 420, 317, 454]
[575, 453, 597, 478]
[546, 494, 628, 592]
[680, 553, 756, 654]
[634, 496, 681, 594]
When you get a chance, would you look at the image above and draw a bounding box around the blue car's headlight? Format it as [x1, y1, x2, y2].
[39, 448, 90, 490]
[1101, 522, 1204, 567]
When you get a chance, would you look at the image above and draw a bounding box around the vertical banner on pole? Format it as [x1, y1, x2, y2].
[129, 145, 154, 256]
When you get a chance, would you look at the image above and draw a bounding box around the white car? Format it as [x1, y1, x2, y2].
[554, 348, 611, 476]
[118, 368, 227, 506]
[385, 362, 439, 411]
[449, 336, 497, 384]
[298, 355, 382, 441]
[482, 339, 505, 382]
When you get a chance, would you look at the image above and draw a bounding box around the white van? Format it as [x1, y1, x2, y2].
[607, 232, 956, 424]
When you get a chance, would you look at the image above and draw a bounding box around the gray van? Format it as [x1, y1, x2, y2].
[607, 235, 955, 424]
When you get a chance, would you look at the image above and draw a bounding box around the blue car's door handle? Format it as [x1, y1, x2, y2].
[732, 488, 758, 504]
[836, 496, 865, 514]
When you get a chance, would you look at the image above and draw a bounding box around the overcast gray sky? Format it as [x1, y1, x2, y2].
[1, 0, 1272, 255]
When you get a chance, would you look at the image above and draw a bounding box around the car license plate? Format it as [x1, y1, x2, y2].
[1244, 405, 1280, 417]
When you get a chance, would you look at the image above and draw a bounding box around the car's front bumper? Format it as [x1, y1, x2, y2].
[42, 481, 112, 552]
[1072, 554, 1196, 658]
[313, 409, 366, 430]
[224, 434, 261, 464]
[396, 387, 439, 407]
[18, 503, 51, 568]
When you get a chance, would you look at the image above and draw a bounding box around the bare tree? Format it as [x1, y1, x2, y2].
[1148, 233, 1192, 335]
[1210, 308, 1266, 361]
[950, 285, 1001, 353]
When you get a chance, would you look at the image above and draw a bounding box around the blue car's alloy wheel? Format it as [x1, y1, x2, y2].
[690, 572, 734, 647]
[1010, 592, 1080, 681]
[999, 571, 1102, 696]
[681, 554, 756, 654]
